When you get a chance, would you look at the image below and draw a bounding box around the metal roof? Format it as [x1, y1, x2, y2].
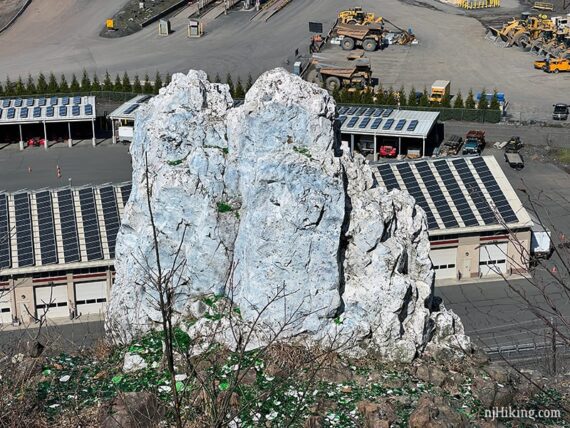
[0, 182, 131, 275]
[338, 106, 439, 139]
[108, 94, 153, 121]
[0, 96, 96, 125]
[376, 156, 532, 236]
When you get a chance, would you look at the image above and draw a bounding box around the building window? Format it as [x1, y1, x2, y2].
[479, 259, 506, 266]
[433, 263, 456, 270]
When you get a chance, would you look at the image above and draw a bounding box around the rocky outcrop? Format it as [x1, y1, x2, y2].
[106, 68, 469, 361]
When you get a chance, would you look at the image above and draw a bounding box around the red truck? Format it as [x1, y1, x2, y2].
[462, 130, 485, 155]
[379, 145, 397, 158]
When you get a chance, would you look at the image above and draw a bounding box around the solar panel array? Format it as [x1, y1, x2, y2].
[0, 96, 96, 123]
[337, 106, 438, 137]
[0, 183, 130, 271]
[376, 157, 522, 231]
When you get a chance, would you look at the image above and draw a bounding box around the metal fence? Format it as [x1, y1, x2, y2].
[0, 91, 146, 103]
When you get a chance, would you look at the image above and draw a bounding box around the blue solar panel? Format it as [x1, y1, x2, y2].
[79, 188, 103, 261]
[0, 194, 10, 269]
[338, 106, 349, 115]
[407, 120, 419, 132]
[359, 117, 371, 128]
[382, 108, 393, 117]
[62, 97, 69, 105]
[415, 162, 459, 228]
[7, 108, 15, 119]
[14, 99, 22, 107]
[73, 96, 81, 105]
[50, 97, 58, 106]
[364, 108, 374, 116]
[72, 105, 80, 116]
[99, 187, 120, 258]
[377, 165, 400, 191]
[382, 119, 395, 130]
[20, 108, 29, 119]
[396, 163, 439, 229]
[33, 107, 41, 118]
[138, 95, 151, 103]
[59, 106, 67, 116]
[121, 185, 132, 204]
[2, 99, 10, 108]
[347, 107, 357, 115]
[124, 104, 139, 115]
[346, 117, 359, 128]
[46, 106, 54, 117]
[371, 118, 383, 129]
[25, 98, 34, 107]
[0, 109, 2, 119]
[372, 108, 384, 117]
[84, 104, 93, 116]
[57, 189, 80, 263]
[337, 115, 347, 126]
[36, 191, 58, 265]
[395, 119, 406, 131]
[38, 98, 46, 107]
[355, 107, 367, 115]
[14, 193, 34, 267]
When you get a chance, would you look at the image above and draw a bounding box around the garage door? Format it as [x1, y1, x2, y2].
[430, 247, 457, 279]
[479, 243, 508, 277]
[35, 284, 69, 318]
[75, 280, 107, 316]
[0, 290, 11, 324]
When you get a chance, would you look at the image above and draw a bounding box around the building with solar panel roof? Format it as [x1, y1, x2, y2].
[376, 156, 533, 281]
[0, 182, 131, 324]
[0, 96, 97, 149]
[337, 106, 440, 159]
[108, 95, 153, 144]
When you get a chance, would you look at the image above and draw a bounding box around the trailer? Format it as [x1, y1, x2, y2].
[505, 152, 524, 170]
[530, 214, 553, 259]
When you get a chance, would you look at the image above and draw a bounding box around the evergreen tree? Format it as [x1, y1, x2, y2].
[407, 87, 417, 107]
[234, 77, 245, 99]
[164, 73, 171, 87]
[154, 71, 163, 94]
[4, 77, 13, 96]
[489, 89, 501, 111]
[397, 85, 407, 106]
[226, 73, 234, 96]
[59, 74, 70, 93]
[132, 75, 142, 93]
[91, 73, 101, 91]
[478, 88, 488, 110]
[114, 74, 123, 92]
[36, 72, 48, 94]
[441, 93, 451, 108]
[122, 72, 132, 92]
[103, 71, 113, 91]
[142, 73, 153, 94]
[26, 74, 36, 94]
[375, 85, 385, 105]
[0, 81, 3, 96]
[14, 76, 24, 95]
[465, 89, 476, 109]
[69, 74, 80, 92]
[246, 73, 253, 92]
[214, 73, 221, 84]
[385, 87, 397, 105]
[418, 87, 429, 106]
[453, 90, 464, 109]
[81, 69, 91, 91]
[338, 87, 349, 104]
[331, 86, 341, 103]
[46, 73, 58, 93]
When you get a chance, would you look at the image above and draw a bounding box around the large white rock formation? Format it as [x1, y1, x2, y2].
[106, 68, 470, 361]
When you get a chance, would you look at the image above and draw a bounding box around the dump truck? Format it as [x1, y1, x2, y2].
[335, 23, 385, 51]
[429, 80, 451, 104]
[542, 57, 570, 73]
[305, 57, 373, 91]
[338, 7, 383, 25]
[462, 130, 485, 155]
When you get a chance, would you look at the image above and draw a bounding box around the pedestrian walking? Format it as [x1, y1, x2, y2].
[57, 166, 62, 178]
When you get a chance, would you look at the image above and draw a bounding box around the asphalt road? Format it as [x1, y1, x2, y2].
[0, 0, 568, 120]
[0, 142, 132, 191]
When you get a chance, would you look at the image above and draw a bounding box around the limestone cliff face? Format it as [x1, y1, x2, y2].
[106, 68, 469, 361]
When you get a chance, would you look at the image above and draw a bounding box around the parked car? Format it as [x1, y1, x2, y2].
[27, 137, 46, 147]
[553, 103, 569, 121]
[504, 136, 523, 153]
[379, 145, 397, 157]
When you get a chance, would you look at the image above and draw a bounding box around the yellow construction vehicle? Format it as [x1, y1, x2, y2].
[488, 13, 555, 48]
[338, 7, 383, 25]
[543, 57, 570, 73]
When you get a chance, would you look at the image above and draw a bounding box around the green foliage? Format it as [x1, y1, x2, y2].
[37, 73, 48, 93]
[331, 86, 341, 103]
[234, 77, 245, 99]
[26, 74, 36, 94]
[489, 89, 500, 111]
[217, 202, 234, 213]
[81, 69, 91, 91]
[293, 145, 312, 159]
[453, 90, 464, 109]
[4, 77, 14, 96]
[69, 74, 80, 92]
[418, 87, 429, 107]
[360, 89, 374, 105]
[154, 71, 163, 94]
[214, 73, 221, 83]
[478, 88, 488, 110]
[164, 73, 171, 87]
[465, 89, 476, 109]
[226, 73, 234, 96]
[407, 87, 417, 107]
[91, 73, 101, 91]
[246, 73, 253, 92]
[15, 76, 25, 94]
[142, 73, 153, 94]
[397, 85, 407, 106]
[441, 93, 451, 108]
[122, 71, 132, 92]
[102, 71, 113, 91]
[113, 74, 123, 92]
[47, 73, 58, 93]
[132, 75, 142, 94]
[385, 87, 397, 106]
[374, 85, 385, 105]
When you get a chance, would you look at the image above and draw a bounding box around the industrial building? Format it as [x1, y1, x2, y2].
[338, 106, 441, 159]
[376, 156, 533, 280]
[0, 183, 131, 323]
[0, 95, 97, 149]
[108, 95, 153, 144]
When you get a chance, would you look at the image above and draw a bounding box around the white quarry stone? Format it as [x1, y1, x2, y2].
[106, 68, 470, 361]
[123, 352, 148, 373]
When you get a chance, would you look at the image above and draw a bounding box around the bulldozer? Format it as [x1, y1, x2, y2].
[305, 55, 373, 91]
[488, 13, 556, 49]
[338, 7, 383, 25]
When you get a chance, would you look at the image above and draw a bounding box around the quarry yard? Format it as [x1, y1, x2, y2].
[0, 0, 568, 121]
